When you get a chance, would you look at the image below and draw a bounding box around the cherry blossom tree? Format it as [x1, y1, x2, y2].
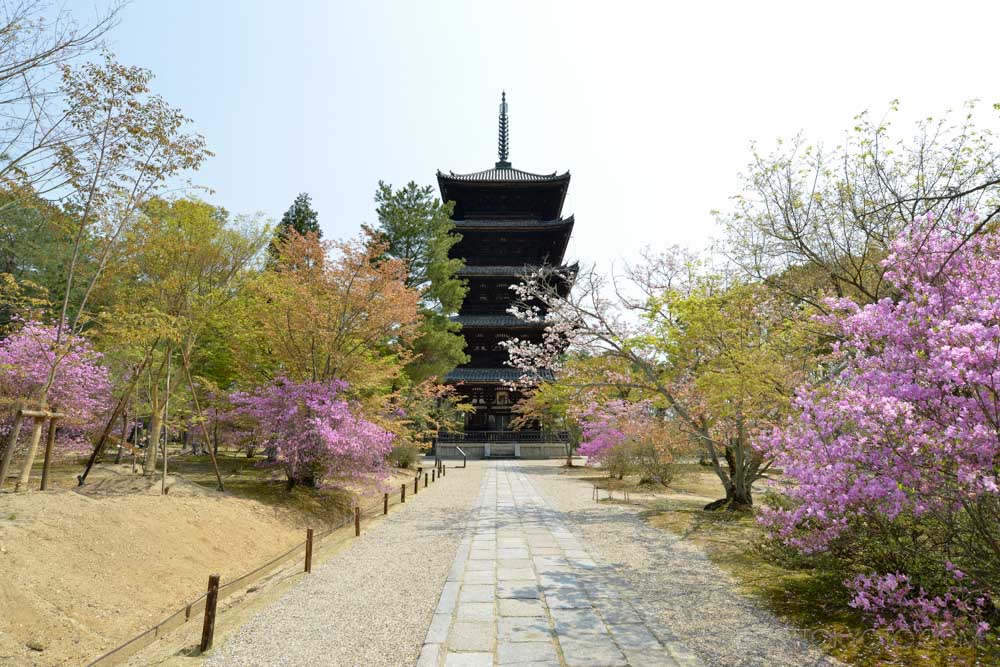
[760, 213, 999, 639]
[503, 249, 814, 508]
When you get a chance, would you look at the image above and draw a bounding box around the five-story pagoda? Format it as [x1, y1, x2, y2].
[436, 93, 574, 458]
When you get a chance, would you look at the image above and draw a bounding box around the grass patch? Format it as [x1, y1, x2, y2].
[640, 465, 996, 667]
[206, 475, 355, 526]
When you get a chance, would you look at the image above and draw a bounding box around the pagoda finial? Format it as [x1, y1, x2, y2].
[496, 91, 510, 168]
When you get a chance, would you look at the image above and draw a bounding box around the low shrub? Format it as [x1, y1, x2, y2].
[387, 444, 419, 469]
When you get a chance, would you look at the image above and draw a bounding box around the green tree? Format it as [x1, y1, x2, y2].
[97, 197, 267, 476]
[368, 181, 468, 382]
[719, 101, 1000, 310]
[269, 192, 320, 259]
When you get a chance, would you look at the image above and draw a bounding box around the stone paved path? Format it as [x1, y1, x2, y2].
[418, 462, 702, 667]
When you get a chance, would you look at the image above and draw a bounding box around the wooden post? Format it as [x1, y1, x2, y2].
[401, 483, 406, 504]
[414, 476, 418, 495]
[39, 418, 58, 491]
[424, 472, 428, 488]
[431, 469, 435, 482]
[200, 574, 221, 653]
[304, 528, 314, 573]
[0, 403, 25, 491]
[14, 416, 45, 491]
[383, 492, 389, 515]
[354, 506, 361, 537]
[442, 464, 446, 477]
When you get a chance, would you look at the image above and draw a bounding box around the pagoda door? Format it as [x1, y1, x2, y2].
[494, 414, 512, 432]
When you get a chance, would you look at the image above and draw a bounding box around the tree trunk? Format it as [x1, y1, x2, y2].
[144, 408, 162, 476]
[704, 471, 754, 510]
[15, 417, 46, 492]
[114, 410, 127, 464]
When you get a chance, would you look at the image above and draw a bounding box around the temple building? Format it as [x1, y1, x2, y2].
[436, 93, 575, 458]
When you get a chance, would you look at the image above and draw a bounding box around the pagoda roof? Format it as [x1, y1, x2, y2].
[457, 262, 578, 278]
[452, 315, 543, 328]
[437, 167, 570, 184]
[453, 216, 573, 231]
[458, 265, 538, 277]
[445, 367, 554, 383]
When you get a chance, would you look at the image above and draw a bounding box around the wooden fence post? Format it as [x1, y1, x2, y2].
[354, 506, 361, 537]
[443, 464, 446, 477]
[200, 574, 221, 653]
[39, 418, 58, 491]
[414, 476, 418, 495]
[383, 492, 388, 515]
[0, 403, 25, 491]
[401, 483, 406, 503]
[431, 469, 435, 483]
[304, 528, 314, 573]
[424, 472, 428, 488]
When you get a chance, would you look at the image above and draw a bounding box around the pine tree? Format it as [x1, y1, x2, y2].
[369, 181, 468, 382]
[269, 192, 320, 258]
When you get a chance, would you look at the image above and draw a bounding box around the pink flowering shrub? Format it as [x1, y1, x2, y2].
[576, 400, 674, 483]
[576, 401, 628, 464]
[229, 377, 394, 488]
[760, 213, 999, 640]
[846, 568, 990, 640]
[0, 322, 112, 453]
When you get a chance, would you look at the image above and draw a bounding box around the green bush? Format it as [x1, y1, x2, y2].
[387, 444, 419, 469]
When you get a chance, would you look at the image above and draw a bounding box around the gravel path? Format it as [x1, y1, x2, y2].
[206, 461, 486, 667]
[525, 461, 839, 667]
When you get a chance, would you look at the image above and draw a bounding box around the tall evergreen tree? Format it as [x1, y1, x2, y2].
[269, 192, 320, 258]
[369, 181, 468, 382]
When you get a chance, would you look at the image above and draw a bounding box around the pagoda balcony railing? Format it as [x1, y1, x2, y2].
[437, 430, 569, 443]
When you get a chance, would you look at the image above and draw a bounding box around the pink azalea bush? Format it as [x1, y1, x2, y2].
[576, 399, 674, 483]
[0, 322, 112, 453]
[229, 377, 394, 488]
[576, 400, 629, 464]
[760, 213, 999, 640]
[846, 567, 990, 640]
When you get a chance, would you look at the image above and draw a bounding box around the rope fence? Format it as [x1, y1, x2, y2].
[86, 461, 452, 666]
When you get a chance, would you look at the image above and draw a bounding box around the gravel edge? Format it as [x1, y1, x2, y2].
[205, 461, 486, 667]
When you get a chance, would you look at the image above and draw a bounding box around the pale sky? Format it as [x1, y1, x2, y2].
[71, 0, 1000, 268]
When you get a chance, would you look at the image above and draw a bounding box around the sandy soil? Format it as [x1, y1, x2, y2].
[0, 466, 309, 667]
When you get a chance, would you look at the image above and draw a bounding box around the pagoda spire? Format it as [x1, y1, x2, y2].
[496, 91, 510, 169]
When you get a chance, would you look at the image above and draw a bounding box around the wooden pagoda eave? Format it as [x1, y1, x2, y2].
[437, 172, 571, 216]
[452, 215, 575, 231]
